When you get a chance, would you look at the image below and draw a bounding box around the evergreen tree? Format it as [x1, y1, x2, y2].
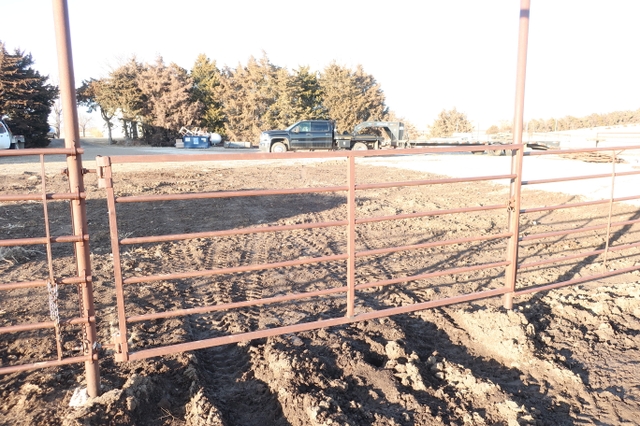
[263, 66, 327, 129]
[218, 54, 278, 142]
[429, 108, 473, 137]
[191, 54, 225, 135]
[319, 63, 387, 133]
[0, 41, 58, 147]
[292, 66, 326, 120]
[77, 78, 117, 143]
[109, 58, 146, 139]
[137, 57, 202, 145]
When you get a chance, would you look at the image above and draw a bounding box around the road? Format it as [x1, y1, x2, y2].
[0, 138, 257, 167]
[2, 138, 639, 206]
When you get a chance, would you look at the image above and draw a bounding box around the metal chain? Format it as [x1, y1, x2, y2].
[47, 280, 60, 327]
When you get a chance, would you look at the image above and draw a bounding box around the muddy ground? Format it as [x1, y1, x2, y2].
[1, 152, 640, 425]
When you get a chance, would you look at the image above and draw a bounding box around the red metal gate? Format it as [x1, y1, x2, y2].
[0, 149, 99, 388]
[94, 145, 510, 362]
[94, 142, 640, 363]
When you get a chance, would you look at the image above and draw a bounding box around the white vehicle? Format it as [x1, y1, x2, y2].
[0, 116, 25, 149]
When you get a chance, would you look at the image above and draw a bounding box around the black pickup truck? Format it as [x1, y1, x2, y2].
[258, 120, 407, 152]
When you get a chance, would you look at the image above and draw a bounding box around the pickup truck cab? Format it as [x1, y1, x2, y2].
[259, 120, 335, 152]
[0, 116, 25, 149]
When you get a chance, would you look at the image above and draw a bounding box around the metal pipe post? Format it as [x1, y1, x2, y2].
[504, 0, 531, 309]
[346, 155, 357, 317]
[52, 0, 100, 397]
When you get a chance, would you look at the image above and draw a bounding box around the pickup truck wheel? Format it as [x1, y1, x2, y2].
[270, 142, 287, 153]
[352, 142, 368, 151]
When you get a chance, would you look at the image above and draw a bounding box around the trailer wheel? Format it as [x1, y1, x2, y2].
[270, 142, 287, 153]
[352, 142, 368, 151]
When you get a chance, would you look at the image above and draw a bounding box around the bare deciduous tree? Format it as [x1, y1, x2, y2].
[51, 99, 62, 138]
[78, 113, 92, 137]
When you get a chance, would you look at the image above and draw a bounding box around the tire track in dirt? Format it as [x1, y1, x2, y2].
[174, 207, 355, 425]
[173, 229, 299, 425]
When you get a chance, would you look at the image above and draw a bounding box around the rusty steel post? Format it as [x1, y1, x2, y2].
[346, 155, 357, 317]
[97, 156, 130, 362]
[52, 0, 100, 396]
[503, 0, 530, 310]
[602, 149, 617, 269]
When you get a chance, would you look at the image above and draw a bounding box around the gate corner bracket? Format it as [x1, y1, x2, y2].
[112, 333, 129, 362]
[95, 156, 113, 189]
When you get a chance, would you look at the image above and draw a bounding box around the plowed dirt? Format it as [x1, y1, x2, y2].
[1, 153, 640, 425]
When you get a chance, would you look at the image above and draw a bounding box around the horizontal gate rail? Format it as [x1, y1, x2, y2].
[0, 147, 83, 157]
[357, 204, 505, 225]
[0, 275, 90, 291]
[357, 231, 513, 258]
[521, 194, 640, 214]
[523, 169, 640, 185]
[519, 217, 640, 242]
[356, 261, 511, 291]
[0, 234, 86, 247]
[120, 220, 350, 245]
[0, 355, 95, 376]
[0, 192, 86, 202]
[127, 285, 349, 324]
[122, 253, 350, 285]
[527, 145, 640, 156]
[519, 240, 640, 270]
[1, 316, 95, 334]
[355, 173, 516, 190]
[515, 264, 640, 296]
[114, 185, 349, 203]
[96, 143, 516, 164]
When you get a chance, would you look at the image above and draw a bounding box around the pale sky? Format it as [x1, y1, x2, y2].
[2, 0, 640, 130]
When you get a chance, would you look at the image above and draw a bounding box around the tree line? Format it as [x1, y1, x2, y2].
[77, 53, 390, 145]
[3, 39, 640, 147]
[0, 41, 57, 148]
[485, 109, 640, 135]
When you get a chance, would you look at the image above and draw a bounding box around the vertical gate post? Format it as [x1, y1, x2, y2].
[504, 0, 531, 310]
[96, 156, 129, 362]
[346, 154, 357, 317]
[52, 0, 100, 396]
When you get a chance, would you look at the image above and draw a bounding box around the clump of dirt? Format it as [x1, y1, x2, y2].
[1, 158, 640, 425]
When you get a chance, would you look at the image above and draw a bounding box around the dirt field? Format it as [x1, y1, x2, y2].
[1, 151, 640, 425]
